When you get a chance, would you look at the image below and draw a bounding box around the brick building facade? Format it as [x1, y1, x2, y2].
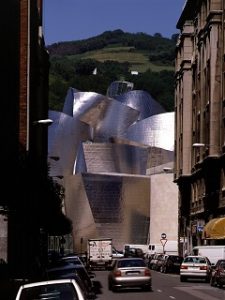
[1, 0, 49, 282]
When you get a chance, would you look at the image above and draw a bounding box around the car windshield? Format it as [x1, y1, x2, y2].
[47, 267, 76, 279]
[19, 283, 78, 300]
[184, 257, 206, 264]
[170, 256, 183, 263]
[117, 259, 145, 268]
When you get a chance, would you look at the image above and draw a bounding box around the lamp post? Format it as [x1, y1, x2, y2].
[163, 167, 174, 173]
[192, 143, 206, 148]
[33, 118, 53, 125]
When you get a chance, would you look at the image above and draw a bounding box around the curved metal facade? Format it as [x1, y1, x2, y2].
[48, 87, 174, 250]
[115, 90, 166, 120]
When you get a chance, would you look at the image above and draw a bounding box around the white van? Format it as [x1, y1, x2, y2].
[192, 245, 225, 265]
[148, 241, 178, 254]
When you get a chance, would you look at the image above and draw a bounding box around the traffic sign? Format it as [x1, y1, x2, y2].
[161, 232, 167, 239]
[160, 239, 168, 247]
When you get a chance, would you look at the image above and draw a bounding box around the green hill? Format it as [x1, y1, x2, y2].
[48, 30, 178, 112]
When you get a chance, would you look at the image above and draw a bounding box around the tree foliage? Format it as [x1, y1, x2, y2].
[17, 147, 72, 236]
[47, 30, 177, 112]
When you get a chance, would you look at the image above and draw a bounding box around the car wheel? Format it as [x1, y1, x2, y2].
[111, 285, 117, 293]
[108, 280, 112, 290]
[180, 276, 186, 282]
[143, 284, 152, 292]
[210, 277, 215, 286]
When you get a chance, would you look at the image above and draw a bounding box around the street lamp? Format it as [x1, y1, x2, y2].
[163, 167, 173, 173]
[192, 143, 206, 148]
[33, 119, 53, 125]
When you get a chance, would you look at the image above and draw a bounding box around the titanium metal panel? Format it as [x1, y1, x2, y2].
[64, 175, 98, 251]
[82, 142, 148, 175]
[71, 91, 140, 141]
[48, 87, 175, 250]
[122, 112, 175, 151]
[62, 87, 80, 116]
[115, 90, 165, 120]
[64, 173, 150, 251]
[107, 80, 134, 98]
[48, 110, 91, 176]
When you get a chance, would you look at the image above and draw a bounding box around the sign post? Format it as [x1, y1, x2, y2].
[160, 233, 167, 254]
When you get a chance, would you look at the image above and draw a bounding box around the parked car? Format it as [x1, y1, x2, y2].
[108, 257, 152, 292]
[112, 247, 124, 259]
[124, 247, 144, 258]
[15, 279, 86, 300]
[60, 255, 85, 266]
[160, 255, 183, 274]
[46, 260, 96, 299]
[210, 259, 225, 287]
[152, 254, 167, 271]
[148, 253, 164, 270]
[180, 255, 211, 282]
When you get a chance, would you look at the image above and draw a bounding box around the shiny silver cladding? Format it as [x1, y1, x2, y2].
[62, 87, 80, 116]
[48, 110, 90, 176]
[122, 112, 175, 151]
[70, 91, 140, 141]
[64, 173, 150, 251]
[82, 142, 148, 175]
[115, 90, 165, 120]
[107, 80, 134, 98]
[48, 88, 174, 248]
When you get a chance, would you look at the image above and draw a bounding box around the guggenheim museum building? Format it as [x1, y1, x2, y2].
[48, 83, 177, 251]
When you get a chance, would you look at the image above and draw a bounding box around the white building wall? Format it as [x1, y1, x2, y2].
[150, 173, 178, 250]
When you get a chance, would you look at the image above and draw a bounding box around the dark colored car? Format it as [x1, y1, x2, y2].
[210, 259, 225, 288]
[108, 257, 152, 292]
[124, 247, 144, 258]
[46, 260, 96, 299]
[148, 253, 164, 270]
[160, 255, 183, 273]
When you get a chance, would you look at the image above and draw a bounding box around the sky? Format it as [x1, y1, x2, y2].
[43, 0, 186, 46]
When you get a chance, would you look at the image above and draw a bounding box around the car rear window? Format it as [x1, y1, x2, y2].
[170, 256, 183, 263]
[184, 257, 206, 263]
[20, 283, 78, 300]
[117, 259, 146, 268]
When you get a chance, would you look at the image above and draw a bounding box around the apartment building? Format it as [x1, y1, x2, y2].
[175, 0, 225, 255]
[1, 0, 49, 279]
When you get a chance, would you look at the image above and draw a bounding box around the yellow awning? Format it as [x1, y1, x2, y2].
[202, 217, 225, 239]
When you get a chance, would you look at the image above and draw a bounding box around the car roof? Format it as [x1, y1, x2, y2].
[118, 257, 144, 261]
[20, 279, 75, 288]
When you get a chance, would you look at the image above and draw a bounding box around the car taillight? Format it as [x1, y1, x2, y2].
[200, 266, 208, 270]
[144, 269, 151, 276]
[180, 265, 188, 269]
[114, 270, 121, 277]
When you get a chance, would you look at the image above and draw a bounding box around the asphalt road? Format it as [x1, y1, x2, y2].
[92, 269, 225, 300]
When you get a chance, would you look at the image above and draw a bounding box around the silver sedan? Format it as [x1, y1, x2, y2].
[108, 257, 152, 292]
[180, 255, 211, 282]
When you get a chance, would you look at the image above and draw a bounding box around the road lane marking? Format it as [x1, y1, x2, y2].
[169, 296, 176, 299]
[175, 286, 221, 300]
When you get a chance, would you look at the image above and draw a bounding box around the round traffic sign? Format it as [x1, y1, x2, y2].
[161, 232, 167, 239]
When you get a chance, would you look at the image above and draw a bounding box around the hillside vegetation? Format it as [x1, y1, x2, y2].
[47, 29, 178, 112]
